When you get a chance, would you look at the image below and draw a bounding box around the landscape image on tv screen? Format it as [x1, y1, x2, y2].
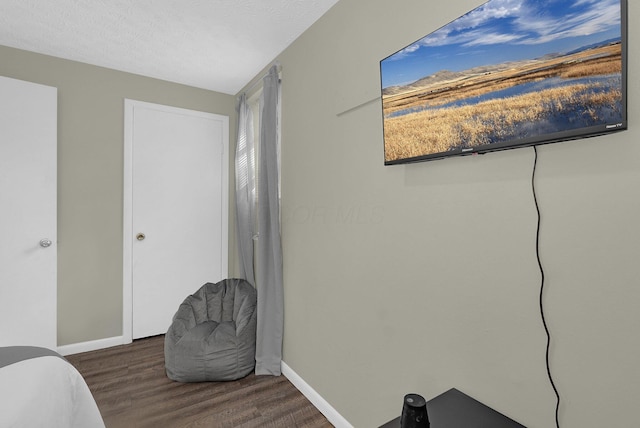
[380, 0, 626, 164]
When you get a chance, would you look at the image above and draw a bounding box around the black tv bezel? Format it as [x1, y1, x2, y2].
[380, 0, 628, 166]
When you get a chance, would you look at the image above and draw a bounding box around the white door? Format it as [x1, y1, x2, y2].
[0, 76, 57, 349]
[123, 100, 228, 340]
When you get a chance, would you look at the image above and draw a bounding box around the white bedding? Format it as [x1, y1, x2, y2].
[0, 355, 105, 428]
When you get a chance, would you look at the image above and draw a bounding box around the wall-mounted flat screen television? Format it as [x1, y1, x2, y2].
[380, 0, 627, 165]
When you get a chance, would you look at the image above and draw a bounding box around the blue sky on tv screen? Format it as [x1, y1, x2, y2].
[381, 0, 622, 89]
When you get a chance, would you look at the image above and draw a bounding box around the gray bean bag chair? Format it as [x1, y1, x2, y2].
[164, 278, 257, 382]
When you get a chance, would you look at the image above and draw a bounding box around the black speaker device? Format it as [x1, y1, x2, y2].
[400, 393, 430, 428]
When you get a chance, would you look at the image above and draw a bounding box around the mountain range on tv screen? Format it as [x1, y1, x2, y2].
[565, 36, 621, 55]
[382, 36, 622, 97]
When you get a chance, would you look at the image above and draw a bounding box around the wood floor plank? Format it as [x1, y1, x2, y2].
[66, 335, 333, 428]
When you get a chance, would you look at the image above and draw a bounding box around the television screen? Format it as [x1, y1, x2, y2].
[380, 0, 627, 165]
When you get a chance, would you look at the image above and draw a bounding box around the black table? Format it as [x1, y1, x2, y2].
[379, 388, 525, 428]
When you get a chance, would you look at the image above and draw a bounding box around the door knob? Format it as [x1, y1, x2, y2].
[39, 239, 52, 248]
[136, 233, 146, 241]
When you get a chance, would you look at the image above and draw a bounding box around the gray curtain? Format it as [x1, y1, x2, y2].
[255, 65, 284, 375]
[234, 93, 256, 286]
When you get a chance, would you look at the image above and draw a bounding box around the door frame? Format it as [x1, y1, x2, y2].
[122, 99, 229, 343]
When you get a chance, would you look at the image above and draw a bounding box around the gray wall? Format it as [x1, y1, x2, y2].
[271, 0, 640, 426]
[0, 45, 236, 346]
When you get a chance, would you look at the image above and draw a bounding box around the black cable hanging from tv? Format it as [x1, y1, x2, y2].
[532, 146, 561, 428]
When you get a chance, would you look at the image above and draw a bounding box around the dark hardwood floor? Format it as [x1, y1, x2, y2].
[66, 335, 333, 428]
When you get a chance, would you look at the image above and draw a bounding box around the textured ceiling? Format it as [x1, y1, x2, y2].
[0, 0, 339, 94]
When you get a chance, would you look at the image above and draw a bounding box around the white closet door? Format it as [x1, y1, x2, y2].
[0, 76, 57, 349]
[124, 100, 228, 340]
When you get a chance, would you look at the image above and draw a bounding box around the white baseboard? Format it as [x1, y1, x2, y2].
[281, 361, 353, 428]
[57, 335, 127, 356]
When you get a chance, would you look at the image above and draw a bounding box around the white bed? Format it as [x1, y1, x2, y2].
[0, 346, 105, 428]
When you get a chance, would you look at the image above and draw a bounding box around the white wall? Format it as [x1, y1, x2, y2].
[270, 0, 640, 426]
